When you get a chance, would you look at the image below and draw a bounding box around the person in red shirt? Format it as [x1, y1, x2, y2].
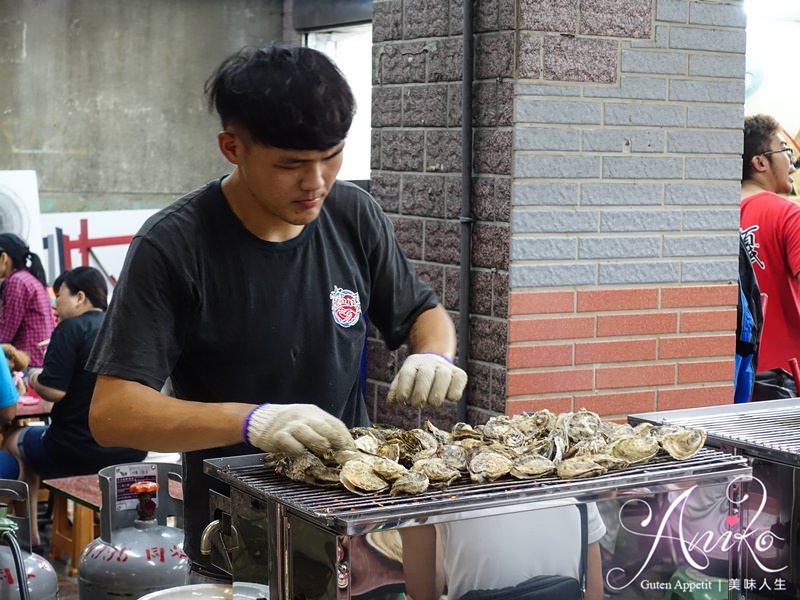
[740, 114, 800, 394]
[0, 233, 54, 368]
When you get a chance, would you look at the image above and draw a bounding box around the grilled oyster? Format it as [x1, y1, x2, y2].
[599, 421, 634, 441]
[370, 456, 409, 482]
[509, 454, 556, 479]
[390, 470, 430, 495]
[275, 452, 334, 485]
[469, 450, 513, 483]
[568, 408, 603, 442]
[610, 434, 659, 464]
[409, 428, 439, 452]
[330, 449, 375, 466]
[340, 460, 389, 495]
[441, 443, 469, 471]
[452, 422, 484, 440]
[452, 437, 485, 452]
[525, 436, 555, 461]
[556, 456, 607, 479]
[531, 408, 558, 434]
[385, 430, 425, 463]
[657, 426, 707, 460]
[423, 420, 452, 445]
[354, 432, 382, 454]
[351, 426, 388, 443]
[376, 441, 401, 462]
[590, 453, 629, 471]
[481, 416, 525, 447]
[412, 458, 460, 487]
[563, 436, 608, 459]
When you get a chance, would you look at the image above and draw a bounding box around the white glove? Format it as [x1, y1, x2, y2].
[387, 353, 468, 408]
[244, 403, 355, 456]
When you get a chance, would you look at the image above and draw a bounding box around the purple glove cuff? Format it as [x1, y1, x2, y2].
[421, 352, 453, 365]
[242, 403, 268, 446]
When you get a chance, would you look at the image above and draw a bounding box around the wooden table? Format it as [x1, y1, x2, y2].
[41, 474, 101, 576]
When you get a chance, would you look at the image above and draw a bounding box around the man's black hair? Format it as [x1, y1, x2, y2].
[743, 114, 781, 181]
[204, 45, 355, 151]
[53, 266, 109, 311]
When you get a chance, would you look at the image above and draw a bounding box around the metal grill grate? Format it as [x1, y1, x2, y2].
[629, 399, 800, 466]
[205, 448, 749, 535]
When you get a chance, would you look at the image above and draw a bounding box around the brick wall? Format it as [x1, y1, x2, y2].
[369, 0, 746, 426]
[369, 0, 513, 429]
[509, 0, 745, 420]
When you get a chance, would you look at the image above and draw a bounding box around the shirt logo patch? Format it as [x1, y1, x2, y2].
[330, 286, 361, 328]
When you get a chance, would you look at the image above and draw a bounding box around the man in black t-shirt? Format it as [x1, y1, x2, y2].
[86, 45, 467, 580]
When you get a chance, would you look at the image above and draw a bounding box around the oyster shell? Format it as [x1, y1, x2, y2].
[385, 430, 425, 463]
[410, 428, 439, 452]
[340, 460, 389, 495]
[390, 470, 430, 495]
[657, 426, 706, 460]
[600, 421, 634, 441]
[275, 450, 325, 483]
[481, 416, 525, 447]
[452, 422, 484, 440]
[531, 409, 557, 434]
[423, 420, 452, 445]
[371, 456, 410, 481]
[469, 450, 513, 483]
[563, 436, 608, 459]
[525, 436, 555, 461]
[509, 454, 555, 479]
[556, 456, 607, 479]
[376, 441, 401, 462]
[275, 452, 335, 485]
[610, 434, 659, 464]
[354, 433, 382, 454]
[441, 443, 469, 471]
[412, 458, 460, 487]
[567, 408, 603, 442]
[508, 413, 544, 438]
[590, 453, 629, 471]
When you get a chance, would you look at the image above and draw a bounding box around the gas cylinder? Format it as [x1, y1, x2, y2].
[0, 480, 58, 600]
[77, 462, 189, 599]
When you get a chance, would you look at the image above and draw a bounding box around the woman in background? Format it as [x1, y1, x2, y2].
[3, 266, 146, 548]
[0, 233, 54, 368]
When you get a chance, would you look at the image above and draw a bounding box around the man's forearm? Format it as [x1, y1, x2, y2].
[28, 369, 65, 403]
[89, 375, 254, 452]
[407, 305, 457, 359]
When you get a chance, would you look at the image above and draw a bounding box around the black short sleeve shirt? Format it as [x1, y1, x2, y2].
[87, 178, 438, 572]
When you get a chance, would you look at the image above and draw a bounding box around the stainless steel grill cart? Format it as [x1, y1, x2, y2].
[631, 398, 800, 599]
[204, 449, 750, 600]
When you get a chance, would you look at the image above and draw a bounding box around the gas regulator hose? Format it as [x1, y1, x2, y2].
[2, 530, 30, 600]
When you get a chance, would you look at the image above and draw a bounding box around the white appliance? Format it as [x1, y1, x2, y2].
[0, 170, 45, 259]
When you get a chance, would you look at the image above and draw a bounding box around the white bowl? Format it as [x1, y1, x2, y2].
[138, 582, 268, 600]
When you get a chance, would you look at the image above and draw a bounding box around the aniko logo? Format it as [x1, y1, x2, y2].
[606, 476, 787, 591]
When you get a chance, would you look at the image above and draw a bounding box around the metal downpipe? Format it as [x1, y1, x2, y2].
[457, 0, 474, 423]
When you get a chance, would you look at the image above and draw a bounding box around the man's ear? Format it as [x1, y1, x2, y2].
[751, 154, 769, 173]
[218, 130, 242, 164]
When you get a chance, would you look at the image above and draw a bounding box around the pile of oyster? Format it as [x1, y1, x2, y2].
[263, 408, 706, 496]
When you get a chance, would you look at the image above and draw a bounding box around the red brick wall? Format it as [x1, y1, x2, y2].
[506, 284, 738, 419]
